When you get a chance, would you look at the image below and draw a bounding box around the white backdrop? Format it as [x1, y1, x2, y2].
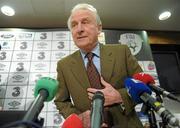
[0, 30, 105, 127]
[0, 29, 162, 127]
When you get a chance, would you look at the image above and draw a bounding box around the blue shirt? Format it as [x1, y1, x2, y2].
[80, 43, 101, 74]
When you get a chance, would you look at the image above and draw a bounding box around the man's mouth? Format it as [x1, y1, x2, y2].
[77, 36, 87, 39]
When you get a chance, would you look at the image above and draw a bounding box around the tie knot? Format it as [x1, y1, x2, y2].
[86, 52, 94, 61]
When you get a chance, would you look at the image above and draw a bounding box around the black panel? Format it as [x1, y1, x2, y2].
[152, 50, 180, 94]
[0, 111, 26, 126]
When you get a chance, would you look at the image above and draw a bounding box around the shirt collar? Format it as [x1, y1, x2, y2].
[80, 42, 100, 59]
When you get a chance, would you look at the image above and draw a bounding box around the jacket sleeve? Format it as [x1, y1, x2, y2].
[125, 45, 142, 76]
[54, 60, 81, 118]
[118, 45, 142, 115]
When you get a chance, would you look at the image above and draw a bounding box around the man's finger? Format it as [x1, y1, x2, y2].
[100, 77, 111, 87]
[87, 92, 94, 100]
[87, 88, 98, 93]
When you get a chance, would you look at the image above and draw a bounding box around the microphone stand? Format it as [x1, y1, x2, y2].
[155, 93, 171, 128]
[141, 104, 158, 128]
[154, 93, 173, 128]
[141, 93, 161, 128]
[148, 108, 158, 128]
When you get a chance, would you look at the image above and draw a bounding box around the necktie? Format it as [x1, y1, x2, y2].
[86, 52, 102, 89]
[86, 52, 113, 127]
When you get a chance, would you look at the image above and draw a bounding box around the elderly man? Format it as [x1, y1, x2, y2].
[54, 3, 143, 128]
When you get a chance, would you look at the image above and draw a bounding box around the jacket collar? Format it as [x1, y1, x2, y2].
[70, 43, 114, 89]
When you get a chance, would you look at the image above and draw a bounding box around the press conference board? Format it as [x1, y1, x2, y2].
[0, 29, 158, 127]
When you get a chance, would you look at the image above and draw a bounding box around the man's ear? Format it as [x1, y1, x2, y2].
[97, 24, 102, 35]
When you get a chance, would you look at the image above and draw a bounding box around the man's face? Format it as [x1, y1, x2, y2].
[70, 9, 101, 52]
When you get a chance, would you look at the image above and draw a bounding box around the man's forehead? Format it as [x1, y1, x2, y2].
[71, 9, 95, 21]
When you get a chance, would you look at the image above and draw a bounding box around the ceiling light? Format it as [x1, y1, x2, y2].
[159, 11, 171, 20]
[1, 5, 15, 16]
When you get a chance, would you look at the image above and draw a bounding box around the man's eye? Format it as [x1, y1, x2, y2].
[71, 23, 77, 28]
[82, 20, 89, 24]
[83, 21, 88, 24]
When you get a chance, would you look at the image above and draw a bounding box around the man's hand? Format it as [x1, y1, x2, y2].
[78, 110, 91, 128]
[87, 77, 123, 106]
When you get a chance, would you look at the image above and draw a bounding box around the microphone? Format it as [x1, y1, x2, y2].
[125, 78, 152, 104]
[22, 77, 58, 126]
[133, 72, 180, 102]
[62, 114, 83, 128]
[91, 91, 104, 128]
[125, 78, 180, 127]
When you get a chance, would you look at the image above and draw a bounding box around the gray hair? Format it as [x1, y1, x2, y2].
[67, 3, 102, 30]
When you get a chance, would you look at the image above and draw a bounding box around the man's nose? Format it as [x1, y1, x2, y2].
[77, 23, 84, 33]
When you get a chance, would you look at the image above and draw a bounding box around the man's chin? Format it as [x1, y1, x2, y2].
[75, 40, 87, 46]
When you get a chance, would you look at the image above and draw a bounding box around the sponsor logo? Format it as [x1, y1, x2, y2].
[54, 113, 63, 124]
[18, 33, 33, 39]
[119, 33, 143, 55]
[0, 63, 6, 68]
[55, 52, 66, 59]
[37, 42, 48, 47]
[2, 42, 8, 46]
[8, 100, 21, 109]
[16, 52, 28, 59]
[12, 87, 21, 97]
[12, 75, 24, 81]
[57, 41, 65, 49]
[1, 34, 14, 39]
[147, 61, 155, 71]
[55, 32, 67, 39]
[35, 63, 46, 68]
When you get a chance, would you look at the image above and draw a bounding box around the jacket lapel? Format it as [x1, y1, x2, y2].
[69, 44, 115, 89]
[70, 51, 91, 89]
[100, 44, 115, 82]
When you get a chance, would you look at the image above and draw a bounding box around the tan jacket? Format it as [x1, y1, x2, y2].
[55, 44, 143, 128]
